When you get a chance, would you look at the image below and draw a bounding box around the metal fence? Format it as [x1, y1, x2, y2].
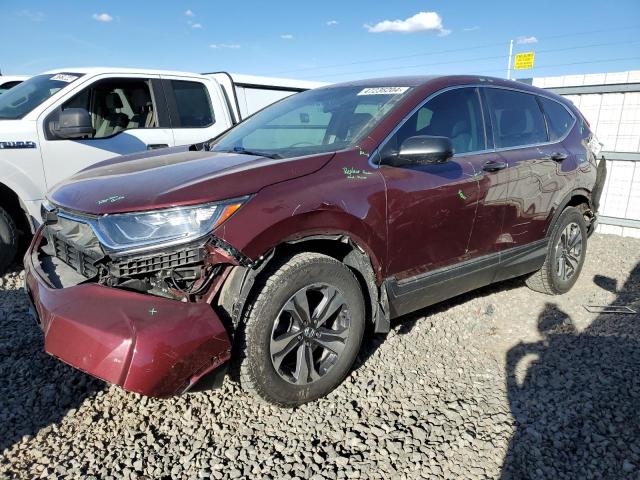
[538, 72, 640, 238]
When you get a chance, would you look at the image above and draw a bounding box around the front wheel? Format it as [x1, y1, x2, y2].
[0, 207, 18, 273]
[526, 206, 587, 295]
[237, 252, 365, 406]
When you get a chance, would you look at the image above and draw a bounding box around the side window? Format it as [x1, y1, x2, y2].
[383, 87, 486, 157]
[539, 96, 574, 141]
[484, 88, 547, 148]
[59, 78, 157, 139]
[170, 81, 214, 128]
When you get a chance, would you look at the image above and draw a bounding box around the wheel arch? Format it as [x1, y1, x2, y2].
[546, 188, 593, 237]
[216, 233, 391, 337]
[0, 181, 32, 235]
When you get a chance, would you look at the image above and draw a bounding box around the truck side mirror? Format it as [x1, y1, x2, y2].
[382, 135, 454, 167]
[51, 108, 94, 139]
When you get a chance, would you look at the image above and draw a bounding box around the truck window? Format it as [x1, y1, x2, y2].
[170, 80, 214, 128]
[0, 73, 83, 119]
[59, 78, 157, 139]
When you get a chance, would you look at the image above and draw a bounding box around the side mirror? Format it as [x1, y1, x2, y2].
[51, 108, 93, 139]
[384, 135, 454, 166]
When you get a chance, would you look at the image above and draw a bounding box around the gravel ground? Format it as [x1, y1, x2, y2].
[1, 233, 639, 480]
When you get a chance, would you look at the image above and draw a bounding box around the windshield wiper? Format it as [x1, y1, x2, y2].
[216, 147, 282, 159]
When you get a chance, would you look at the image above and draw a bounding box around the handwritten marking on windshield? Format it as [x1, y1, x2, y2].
[97, 195, 125, 205]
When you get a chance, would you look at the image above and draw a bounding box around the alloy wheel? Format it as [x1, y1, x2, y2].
[554, 222, 583, 282]
[270, 283, 351, 385]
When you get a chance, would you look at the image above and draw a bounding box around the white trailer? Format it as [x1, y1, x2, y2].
[0, 67, 326, 269]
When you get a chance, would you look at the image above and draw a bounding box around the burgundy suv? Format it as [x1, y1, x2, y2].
[25, 76, 605, 406]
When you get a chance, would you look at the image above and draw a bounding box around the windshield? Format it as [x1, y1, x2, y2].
[0, 72, 84, 120]
[210, 85, 414, 159]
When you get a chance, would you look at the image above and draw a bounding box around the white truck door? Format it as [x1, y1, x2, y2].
[160, 76, 232, 147]
[37, 74, 175, 189]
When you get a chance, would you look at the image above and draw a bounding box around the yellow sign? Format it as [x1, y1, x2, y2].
[514, 51, 535, 70]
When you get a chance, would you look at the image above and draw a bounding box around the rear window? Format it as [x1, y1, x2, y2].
[539, 96, 574, 141]
[485, 88, 547, 148]
[171, 80, 214, 128]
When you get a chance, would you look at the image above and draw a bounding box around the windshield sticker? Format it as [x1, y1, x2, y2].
[50, 73, 79, 83]
[96, 195, 125, 205]
[357, 87, 409, 96]
[343, 167, 374, 180]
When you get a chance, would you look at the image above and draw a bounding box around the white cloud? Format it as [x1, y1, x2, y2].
[185, 9, 194, 17]
[281, 34, 294, 39]
[463, 26, 480, 31]
[210, 43, 241, 49]
[191, 22, 203, 29]
[365, 11, 450, 36]
[326, 20, 338, 26]
[92, 13, 113, 23]
[17, 9, 45, 22]
[517, 35, 538, 44]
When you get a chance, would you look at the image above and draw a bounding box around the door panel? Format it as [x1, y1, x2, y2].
[382, 159, 479, 279]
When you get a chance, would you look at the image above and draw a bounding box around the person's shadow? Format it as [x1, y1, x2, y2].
[502, 262, 640, 479]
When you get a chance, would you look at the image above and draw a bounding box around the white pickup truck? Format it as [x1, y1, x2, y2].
[0, 67, 325, 269]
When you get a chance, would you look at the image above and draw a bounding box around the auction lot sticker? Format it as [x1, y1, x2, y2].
[50, 73, 80, 83]
[358, 87, 410, 95]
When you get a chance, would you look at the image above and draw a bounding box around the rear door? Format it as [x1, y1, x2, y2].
[160, 77, 232, 147]
[38, 74, 175, 188]
[482, 87, 561, 250]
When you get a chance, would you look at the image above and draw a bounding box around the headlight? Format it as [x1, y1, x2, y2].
[94, 197, 247, 253]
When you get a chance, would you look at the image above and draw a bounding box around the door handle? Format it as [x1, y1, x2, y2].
[147, 144, 169, 150]
[482, 160, 508, 172]
[547, 152, 568, 162]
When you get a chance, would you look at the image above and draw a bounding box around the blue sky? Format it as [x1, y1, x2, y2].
[1, 0, 639, 82]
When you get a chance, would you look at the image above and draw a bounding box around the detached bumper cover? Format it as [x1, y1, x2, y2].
[24, 249, 231, 398]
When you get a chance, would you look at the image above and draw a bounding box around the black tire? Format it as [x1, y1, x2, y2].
[237, 252, 365, 406]
[0, 207, 18, 273]
[526, 206, 587, 295]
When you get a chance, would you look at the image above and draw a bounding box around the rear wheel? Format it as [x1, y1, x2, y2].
[237, 252, 365, 406]
[526, 206, 587, 295]
[0, 207, 18, 273]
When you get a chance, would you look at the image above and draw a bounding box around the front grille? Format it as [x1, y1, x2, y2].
[112, 246, 205, 277]
[49, 234, 101, 278]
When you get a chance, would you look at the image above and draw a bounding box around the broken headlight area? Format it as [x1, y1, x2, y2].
[37, 210, 244, 302]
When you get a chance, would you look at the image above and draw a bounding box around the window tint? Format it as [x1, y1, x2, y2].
[171, 81, 214, 128]
[383, 87, 486, 156]
[485, 88, 547, 148]
[57, 78, 156, 139]
[539, 96, 574, 141]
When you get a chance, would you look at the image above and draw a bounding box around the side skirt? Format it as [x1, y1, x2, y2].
[385, 239, 548, 319]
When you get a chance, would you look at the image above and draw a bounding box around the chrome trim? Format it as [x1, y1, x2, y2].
[370, 83, 577, 168]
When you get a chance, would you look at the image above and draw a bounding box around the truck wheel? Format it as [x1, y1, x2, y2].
[526, 206, 587, 295]
[0, 207, 18, 273]
[237, 252, 365, 406]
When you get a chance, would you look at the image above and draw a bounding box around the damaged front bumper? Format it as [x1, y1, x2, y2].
[24, 230, 233, 398]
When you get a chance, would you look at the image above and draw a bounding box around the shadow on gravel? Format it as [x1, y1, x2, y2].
[502, 262, 640, 479]
[0, 268, 104, 454]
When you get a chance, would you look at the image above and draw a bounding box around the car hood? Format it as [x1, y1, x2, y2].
[49, 145, 334, 214]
